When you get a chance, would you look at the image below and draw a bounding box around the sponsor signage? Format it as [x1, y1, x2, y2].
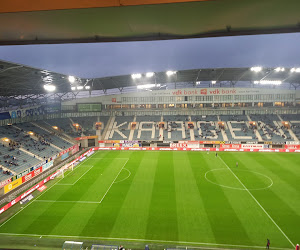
[241, 144, 267, 149]
[170, 143, 188, 148]
[59, 144, 79, 156]
[21, 166, 43, 183]
[75, 136, 98, 141]
[286, 141, 300, 145]
[42, 160, 54, 171]
[0, 178, 12, 189]
[285, 145, 300, 150]
[4, 178, 23, 194]
[37, 185, 47, 192]
[61, 152, 69, 160]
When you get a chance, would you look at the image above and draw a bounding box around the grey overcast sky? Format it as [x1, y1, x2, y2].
[0, 33, 299, 79]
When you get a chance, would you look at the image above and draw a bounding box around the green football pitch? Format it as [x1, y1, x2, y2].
[0, 150, 299, 249]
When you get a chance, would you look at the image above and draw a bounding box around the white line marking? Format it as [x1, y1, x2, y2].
[72, 165, 94, 185]
[0, 232, 291, 250]
[57, 165, 94, 186]
[98, 159, 129, 203]
[34, 200, 99, 204]
[218, 156, 295, 248]
[204, 168, 273, 191]
[0, 155, 95, 229]
[114, 168, 131, 184]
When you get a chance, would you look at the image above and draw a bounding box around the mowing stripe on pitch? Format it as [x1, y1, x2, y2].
[218, 156, 295, 248]
[0, 232, 292, 250]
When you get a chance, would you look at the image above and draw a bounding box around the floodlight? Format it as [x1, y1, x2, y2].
[196, 81, 201, 85]
[291, 68, 300, 73]
[77, 86, 83, 90]
[254, 80, 282, 85]
[131, 73, 142, 79]
[43, 84, 56, 92]
[85, 86, 90, 90]
[137, 84, 160, 89]
[250, 66, 262, 72]
[71, 87, 76, 91]
[274, 67, 285, 72]
[211, 81, 216, 84]
[68, 76, 75, 83]
[146, 72, 154, 78]
[166, 71, 177, 76]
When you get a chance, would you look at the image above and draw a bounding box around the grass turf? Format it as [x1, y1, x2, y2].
[0, 150, 299, 249]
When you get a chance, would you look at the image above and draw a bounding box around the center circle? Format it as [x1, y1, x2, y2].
[205, 169, 273, 191]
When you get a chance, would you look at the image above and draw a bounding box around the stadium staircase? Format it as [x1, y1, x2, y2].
[104, 116, 116, 140]
[128, 115, 136, 141]
[218, 115, 229, 141]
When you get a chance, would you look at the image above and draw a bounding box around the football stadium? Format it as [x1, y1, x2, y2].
[0, 1, 300, 250]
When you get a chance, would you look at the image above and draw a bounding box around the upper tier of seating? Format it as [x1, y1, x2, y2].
[105, 114, 300, 142]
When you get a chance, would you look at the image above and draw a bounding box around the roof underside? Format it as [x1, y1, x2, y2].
[0, 60, 299, 96]
[0, 0, 300, 45]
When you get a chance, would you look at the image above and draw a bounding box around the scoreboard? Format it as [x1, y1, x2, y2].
[77, 103, 102, 112]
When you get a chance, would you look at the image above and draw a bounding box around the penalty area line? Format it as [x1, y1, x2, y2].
[98, 159, 129, 204]
[218, 156, 294, 248]
[0, 233, 292, 250]
[0, 155, 96, 229]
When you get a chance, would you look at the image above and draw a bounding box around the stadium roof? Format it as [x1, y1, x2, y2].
[0, 0, 300, 45]
[0, 59, 300, 97]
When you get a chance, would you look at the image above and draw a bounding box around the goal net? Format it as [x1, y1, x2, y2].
[91, 245, 119, 250]
[62, 240, 83, 249]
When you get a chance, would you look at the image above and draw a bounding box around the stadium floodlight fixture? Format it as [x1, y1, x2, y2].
[68, 75, 75, 83]
[166, 70, 177, 76]
[250, 66, 262, 72]
[211, 81, 216, 84]
[137, 83, 160, 89]
[85, 86, 91, 90]
[131, 73, 142, 79]
[146, 72, 155, 78]
[274, 67, 285, 72]
[290, 67, 300, 73]
[196, 81, 201, 85]
[43, 84, 56, 92]
[77, 86, 83, 90]
[254, 80, 282, 85]
[71, 86, 76, 91]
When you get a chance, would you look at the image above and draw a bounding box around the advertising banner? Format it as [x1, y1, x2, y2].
[59, 144, 79, 156]
[4, 177, 23, 194]
[284, 145, 300, 150]
[241, 144, 267, 149]
[75, 136, 98, 141]
[0, 178, 12, 189]
[42, 160, 54, 171]
[61, 152, 69, 160]
[170, 143, 188, 148]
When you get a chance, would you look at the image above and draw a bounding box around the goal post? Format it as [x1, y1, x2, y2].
[62, 241, 83, 249]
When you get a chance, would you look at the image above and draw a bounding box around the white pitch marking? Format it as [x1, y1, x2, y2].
[114, 168, 131, 184]
[98, 159, 129, 203]
[204, 168, 273, 191]
[0, 232, 292, 250]
[218, 156, 295, 248]
[34, 200, 99, 204]
[0, 155, 96, 229]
